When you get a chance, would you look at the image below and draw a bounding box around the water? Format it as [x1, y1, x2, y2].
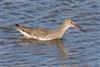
[0, 0, 100, 67]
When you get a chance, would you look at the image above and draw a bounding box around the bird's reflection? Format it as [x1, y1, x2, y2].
[19, 38, 68, 67]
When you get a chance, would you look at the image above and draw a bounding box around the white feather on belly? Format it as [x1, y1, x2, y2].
[16, 28, 31, 38]
[38, 37, 53, 41]
[16, 28, 39, 39]
[16, 28, 53, 41]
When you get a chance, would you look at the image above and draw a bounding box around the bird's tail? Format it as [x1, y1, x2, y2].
[14, 24, 25, 30]
[15, 24, 25, 28]
[15, 24, 20, 27]
[14, 24, 29, 31]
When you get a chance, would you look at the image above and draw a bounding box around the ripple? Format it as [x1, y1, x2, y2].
[1, 0, 100, 67]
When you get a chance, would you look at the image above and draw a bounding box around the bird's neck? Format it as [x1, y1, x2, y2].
[57, 24, 70, 38]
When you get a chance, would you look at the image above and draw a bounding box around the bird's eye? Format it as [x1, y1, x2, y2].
[71, 21, 76, 25]
[71, 22, 74, 24]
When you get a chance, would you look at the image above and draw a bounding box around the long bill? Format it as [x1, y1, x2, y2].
[75, 24, 86, 32]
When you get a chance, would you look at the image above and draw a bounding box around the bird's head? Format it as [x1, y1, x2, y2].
[63, 18, 86, 32]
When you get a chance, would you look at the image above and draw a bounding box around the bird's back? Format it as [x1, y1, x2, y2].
[15, 24, 55, 40]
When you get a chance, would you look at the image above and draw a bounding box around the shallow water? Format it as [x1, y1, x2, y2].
[0, 0, 100, 67]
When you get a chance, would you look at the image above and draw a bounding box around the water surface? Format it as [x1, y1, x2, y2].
[0, 0, 100, 67]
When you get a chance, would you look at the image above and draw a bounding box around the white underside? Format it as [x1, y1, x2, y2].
[16, 28, 31, 38]
[38, 37, 53, 41]
[16, 28, 53, 41]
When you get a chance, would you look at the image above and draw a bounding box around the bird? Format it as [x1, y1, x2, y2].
[15, 18, 85, 41]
